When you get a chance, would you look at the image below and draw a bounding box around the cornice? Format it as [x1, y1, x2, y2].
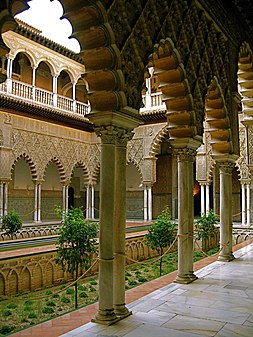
[14, 18, 84, 64]
[0, 95, 94, 132]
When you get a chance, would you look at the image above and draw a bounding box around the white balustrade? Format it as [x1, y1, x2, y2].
[140, 91, 166, 112]
[0, 79, 90, 117]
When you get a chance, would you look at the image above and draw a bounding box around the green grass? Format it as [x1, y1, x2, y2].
[0, 248, 218, 336]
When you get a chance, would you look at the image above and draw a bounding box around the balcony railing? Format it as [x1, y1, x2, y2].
[0, 79, 90, 117]
[140, 91, 166, 113]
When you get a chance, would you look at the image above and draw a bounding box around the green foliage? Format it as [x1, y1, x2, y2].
[0, 326, 15, 334]
[55, 207, 98, 309]
[145, 207, 176, 251]
[28, 312, 37, 319]
[66, 288, 74, 295]
[55, 207, 98, 275]
[42, 307, 54, 314]
[194, 209, 218, 240]
[79, 291, 88, 298]
[145, 206, 176, 275]
[7, 302, 17, 309]
[61, 296, 70, 303]
[46, 301, 56, 307]
[2, 309, 12, 318]
[1, 210, 22, 237]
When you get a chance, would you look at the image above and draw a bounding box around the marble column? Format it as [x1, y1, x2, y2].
[113, 130, 132, 318]
[3, 182, 8, 216]
[91, 184, 95, 219]
[147, 185, 152, 220]
[206, 184, 210, 214]
[200, 184, 205, 215]
[0, 182, 3, 221]
[86, 185, 90, 219]
[143, 187, 148, 221]
[92, 126, 119, 325]
[37, 182, 41, 222]
[241, 183, 246, 226]
[246, 183, 251, 226]
[34, 182, 38, 222]
[174, 147, 197, 284]
[217, 161, 235, 261]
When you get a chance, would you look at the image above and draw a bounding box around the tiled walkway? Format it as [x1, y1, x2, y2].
[10, 239, 253, 337]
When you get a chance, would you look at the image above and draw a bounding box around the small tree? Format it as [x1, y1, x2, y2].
[194, 209, 218, 241]
[145, 206, 176, 276]
[1, 210, 22, 238]
[55, 207, 98, 308]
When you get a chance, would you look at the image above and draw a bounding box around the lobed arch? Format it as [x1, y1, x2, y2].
[11, 153, 37, 180]
[126, 159, 144, 183]
[149, 125, 170, 157]
[60, 0, 127, 113]
[69, 161, 90, 185]
[150, 38, 197, 140]
[91, 164, 100, 184]
[238, 41, 253, 116]
[205, 76, 233, 155]
[43, 157, 66, 183]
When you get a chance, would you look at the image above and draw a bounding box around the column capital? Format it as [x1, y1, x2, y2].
[174, 147, 197, 162]
[217, 161, 235, 174]
[94, 125, 133, 145]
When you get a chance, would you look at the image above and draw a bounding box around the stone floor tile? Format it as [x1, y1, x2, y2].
[162, 314, 225, 336]
[216, 323, 253, 337]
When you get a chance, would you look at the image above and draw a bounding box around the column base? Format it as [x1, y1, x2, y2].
[174, 274, 195, 284]
[188, 272, 198, 282]
[91, 309, 121, 326]
[114, 304, 132, 319]
[217, 253, 235, 262]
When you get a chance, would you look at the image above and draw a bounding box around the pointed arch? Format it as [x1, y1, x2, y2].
[11, 153, 37, 180]
[150, 38, 197, 139]
[205, 76, 233, 155]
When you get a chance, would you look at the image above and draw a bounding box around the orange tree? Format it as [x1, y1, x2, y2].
[55, 207, 98, 308]
[145, 207, 176, 276]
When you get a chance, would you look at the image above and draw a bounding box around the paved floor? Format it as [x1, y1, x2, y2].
[10, 239, 253, 337]
[60, 242, 253, 337]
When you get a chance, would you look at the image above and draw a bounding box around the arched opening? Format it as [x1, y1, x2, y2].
[36, 61, 53, 91]
[9, 157, 34, 222]
[126, 162, 143, 220]
[58, 70, 72, 97]
[42, 161, 62, 221]
[153, 140, 174, 219]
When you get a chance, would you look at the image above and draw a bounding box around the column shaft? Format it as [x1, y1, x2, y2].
[148, 186, 152, 220]
[37, 183, 41, 222]
[93, 139, 119, 324]
[246, 184, 251, 226]
[241, 184, 246, 225]
[113, 140, 131, 318]
[218, 162, 235, 261]
[200, 184, 205, 215]
[206, 184, 210, 214]
[175, 149, 196, 283]
[34, 183, 38, 222]
[3, 182, 8, 216]
[0, 183, 3, 220]
[143, 188, 148, 221]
